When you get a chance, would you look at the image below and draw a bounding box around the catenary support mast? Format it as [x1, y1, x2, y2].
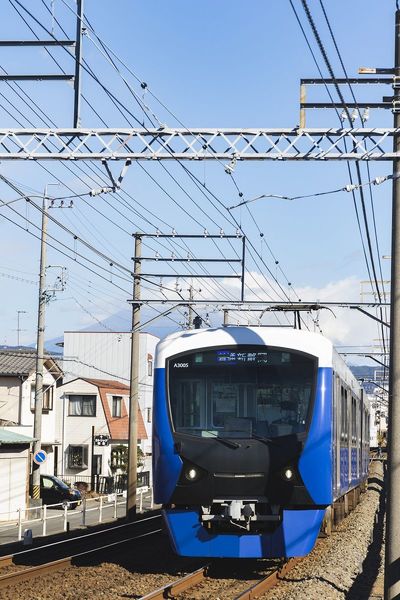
[385, 9, 400, 600]
[127, 233, 141, 520]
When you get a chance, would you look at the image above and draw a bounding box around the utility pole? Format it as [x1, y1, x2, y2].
[73, 0, 84, 128]
[385, 9, 400, 600]
[127, 233, 141, 520]
[31, 188, 49, 502]
[188, 285, 194, 329]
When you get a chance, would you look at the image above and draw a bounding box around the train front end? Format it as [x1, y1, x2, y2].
[153, 327, 333, 558]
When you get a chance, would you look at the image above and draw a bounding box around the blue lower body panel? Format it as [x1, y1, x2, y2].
[163, 508, 325, 558]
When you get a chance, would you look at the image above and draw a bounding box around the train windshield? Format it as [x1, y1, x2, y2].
[168, 346, 317, 439]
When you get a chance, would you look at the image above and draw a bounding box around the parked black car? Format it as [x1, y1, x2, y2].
[40, 475, 82, 509]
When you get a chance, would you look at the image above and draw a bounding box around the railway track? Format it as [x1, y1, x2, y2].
[140, 557, 302, 600]
[0, 512, 163, 590]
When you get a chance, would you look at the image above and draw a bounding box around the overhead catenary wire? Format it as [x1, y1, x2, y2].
[288, 0, 384, 336]
[6, 2, 244, 316]
[299, 0, 388, 360]
[316, 0, 389, 363]
[16, 0, 298, 322]
[9, 0, 307, 328]
[299, 0, 384, 306]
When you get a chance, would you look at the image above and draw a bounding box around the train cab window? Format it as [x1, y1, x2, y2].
[168, 346, 317, 439]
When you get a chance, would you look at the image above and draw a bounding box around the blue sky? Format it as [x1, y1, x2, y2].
[0, 0, 394, 358]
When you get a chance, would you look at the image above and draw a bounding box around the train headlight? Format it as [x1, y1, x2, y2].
[185, 467, 199, 481]
[283, 468, 294, 481]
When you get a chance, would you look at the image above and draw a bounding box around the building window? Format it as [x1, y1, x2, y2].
[30, 384, 54, 412]
[67, 445, 88, 469]
[148, 358, 153, 377]
[110, 445, 128, 472]
[112, 396, 122, 418]
[147, 408, 152, 423]
[68, 395, 96, 416]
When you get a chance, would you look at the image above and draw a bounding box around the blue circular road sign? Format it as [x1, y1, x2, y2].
[33, 450, 47, 465]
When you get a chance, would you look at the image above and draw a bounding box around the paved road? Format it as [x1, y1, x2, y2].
[0, 491, 154, 546]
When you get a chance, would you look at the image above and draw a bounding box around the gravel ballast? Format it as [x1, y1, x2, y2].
[263, 461, 384, 600]
[0, 462, 384, 600]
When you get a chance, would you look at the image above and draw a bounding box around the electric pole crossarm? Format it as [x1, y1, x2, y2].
[0, 128, 398, 160]
[0, 75, 74, 81]
[0, 40, 75, 46]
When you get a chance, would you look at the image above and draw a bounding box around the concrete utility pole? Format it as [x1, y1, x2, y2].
[385, 9, 400, 600]
[127, 233, 142, 520]
[32, 189, 49, 501]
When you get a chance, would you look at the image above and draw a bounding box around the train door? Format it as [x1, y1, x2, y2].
[333, 373, 341, 497]
[351, 396, 357, 483]
[340, 384, 349, 492]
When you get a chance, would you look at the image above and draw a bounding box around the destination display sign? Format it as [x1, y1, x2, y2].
[216, 350, 269, 364]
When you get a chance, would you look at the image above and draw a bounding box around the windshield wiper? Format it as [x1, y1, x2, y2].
[203, 430, 240, 449]
[251, 434, 278, 446]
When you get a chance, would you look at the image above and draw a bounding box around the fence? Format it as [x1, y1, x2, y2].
[0, 486, 154, 544]
[60, 471, 150, 494]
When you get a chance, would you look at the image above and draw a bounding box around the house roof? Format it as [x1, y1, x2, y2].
[65, 377, 147, 441]
[0, 349, 63, 378]
[0, 428, 34, 445]
[82, 378, 130, 391]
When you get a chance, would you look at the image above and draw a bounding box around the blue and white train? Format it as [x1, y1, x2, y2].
[153, 326, 369, 559]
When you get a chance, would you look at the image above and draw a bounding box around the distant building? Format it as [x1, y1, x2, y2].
[57, 377, 147, 479]
[61, 331, 158, 454]
[0, 349, 63, 476]
[369, 392, 388, 448]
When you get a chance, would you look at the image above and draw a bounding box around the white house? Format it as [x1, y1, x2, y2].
[0, 349, 63, 476]
[61, 331, 158, 455]
[57, 377, 147, 480]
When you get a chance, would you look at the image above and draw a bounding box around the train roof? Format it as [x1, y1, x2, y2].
[155, 326, 361, 394]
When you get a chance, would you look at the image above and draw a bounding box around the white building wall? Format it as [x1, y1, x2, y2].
[0, 368, 59, 477]
[63, 331, 158, 454]
[18, 371, 58, 476]
[0, 377, 21, 423]
[0, 447, 30, 521]
[58, 379, 110, 478]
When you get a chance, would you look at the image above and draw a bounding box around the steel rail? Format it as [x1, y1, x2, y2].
[0, 528, 162, 590]
[233, 558, 302, 599]
[0, 512, 162, 566]
[139, 565, 209, 599]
